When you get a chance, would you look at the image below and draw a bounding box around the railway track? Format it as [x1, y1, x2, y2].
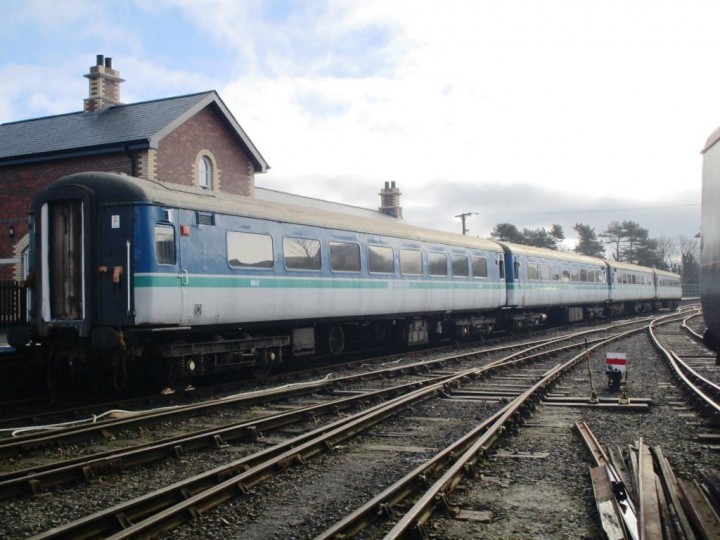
[0, 319, 654, 538]
[649, 311, 720, 420]
[4, 311, 714, 539]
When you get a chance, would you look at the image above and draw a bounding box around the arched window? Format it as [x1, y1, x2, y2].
[198, 156, 213, 189]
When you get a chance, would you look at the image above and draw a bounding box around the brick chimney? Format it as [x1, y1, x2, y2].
[379, 181, 403, 219]
[83, 54, 124, 112]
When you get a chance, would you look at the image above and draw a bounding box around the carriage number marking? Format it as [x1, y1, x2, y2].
[250, 279, 260, 287]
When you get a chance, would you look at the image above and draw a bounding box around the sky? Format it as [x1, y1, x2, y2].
[1, 0, 718, 252]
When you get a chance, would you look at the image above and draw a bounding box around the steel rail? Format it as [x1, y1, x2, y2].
[25, 330, 621, 539]
[0, 322, 629, 457]
[0, 376, 451, 499]
[2, 333, 610, 501]
[649, 318, 720, 417]
[30, 367, 471, 539]
[379, 329, 644, 540]
[313, 326, 647, 540]
[680, 311, 706, 343]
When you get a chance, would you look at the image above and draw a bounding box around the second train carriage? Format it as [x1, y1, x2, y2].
[653, 269, 682, 309]
[606, 260, 658, 313]
[497, 242, 610, 324]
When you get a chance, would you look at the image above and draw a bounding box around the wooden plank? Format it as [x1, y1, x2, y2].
[589, 466, 626, 540]
[677, 479, 720, 540]
[638, 440, 663, 539]
[653, 447, 697, 540]
[654, 474, 675, 540]
[545, 396, 652, 403]
[494, 451, 549, 459]
[543, 402, 648, 409]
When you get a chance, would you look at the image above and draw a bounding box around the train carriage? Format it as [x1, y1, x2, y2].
[11, 169, 683, 387]
[606, 260, 656, 313]
[653, 268, 682, 309]
[701, 126, 720, 357]
[21, 172, 508, 383]
[497, 242, 609, 324]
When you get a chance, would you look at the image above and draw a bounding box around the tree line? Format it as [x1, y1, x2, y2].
[489, 220, 699, 284]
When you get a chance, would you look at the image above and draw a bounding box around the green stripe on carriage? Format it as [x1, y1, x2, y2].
[134, 274, 504, 290]
[506, 283, 608, 291]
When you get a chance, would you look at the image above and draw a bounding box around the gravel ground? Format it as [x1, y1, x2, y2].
[1, 324, 717, 539]
[432, 331, 719, 539]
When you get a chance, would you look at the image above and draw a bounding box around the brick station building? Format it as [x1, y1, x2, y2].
[0, 54, 270, 281]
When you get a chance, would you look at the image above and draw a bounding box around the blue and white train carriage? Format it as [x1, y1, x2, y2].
[498, 242, 609, 323]
[13, 171, 681, 386]
[21, 172, 507, 383]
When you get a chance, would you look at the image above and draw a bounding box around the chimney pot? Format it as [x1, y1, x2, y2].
[84, 54, 125, 112]
[385, 181, 389, 188]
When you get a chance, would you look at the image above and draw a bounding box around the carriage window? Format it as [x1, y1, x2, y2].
[284, 237, 321, 270]
[428, 252, 447, 276]
[527, 264, 539, 280]
[330, 241, 361, 272]
[571, 269, 579, 282]
[552, 266, 561, 281]
[227, 231, 274, 268]
[369, 245, 394, 274]
[155, 224, 176, 265]
[472, 256, 488, 278]
[499, 260, 505, 279]
[580, 269, 588, 282]
[562, 270, 570, 282]
[452, 254, 469, 277]
[540, 265, 551, 280]
[400, 249, 422, 275]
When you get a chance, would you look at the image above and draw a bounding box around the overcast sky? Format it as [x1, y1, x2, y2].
[1, 0, 718, 250]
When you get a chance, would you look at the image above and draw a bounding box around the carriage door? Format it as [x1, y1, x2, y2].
[42, 200, 85, 324]
[96, 207, 135, 326]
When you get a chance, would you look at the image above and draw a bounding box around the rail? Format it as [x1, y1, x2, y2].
[649, 316, 720, 417]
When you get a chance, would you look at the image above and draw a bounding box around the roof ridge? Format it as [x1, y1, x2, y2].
[0, 90, 216, 127]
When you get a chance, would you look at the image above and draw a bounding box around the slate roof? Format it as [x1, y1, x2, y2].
[0, 91, 269, 172]
[255, 187, 396, 221]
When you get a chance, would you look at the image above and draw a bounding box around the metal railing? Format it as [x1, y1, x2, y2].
[0, 280, 27, 328]
[681, 283, 699, 299]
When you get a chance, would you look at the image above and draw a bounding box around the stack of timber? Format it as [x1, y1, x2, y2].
[577, 422, 720, 539]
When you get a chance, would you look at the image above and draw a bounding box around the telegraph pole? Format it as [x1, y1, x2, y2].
[455, 212, 477, 235]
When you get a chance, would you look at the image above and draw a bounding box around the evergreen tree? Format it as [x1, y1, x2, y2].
[490, 223, 524, 243]
[573, 223, 605, 258]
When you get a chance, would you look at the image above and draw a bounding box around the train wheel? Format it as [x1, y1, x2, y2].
[327, 324, 345, 356]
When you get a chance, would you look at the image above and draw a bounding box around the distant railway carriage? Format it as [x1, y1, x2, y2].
[9, 171, 682, 387]
[498, 242, 609, 323]
[701, 126, 720, 359]
[606, 260, 657, 312]
[653, 269, 682, 308]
